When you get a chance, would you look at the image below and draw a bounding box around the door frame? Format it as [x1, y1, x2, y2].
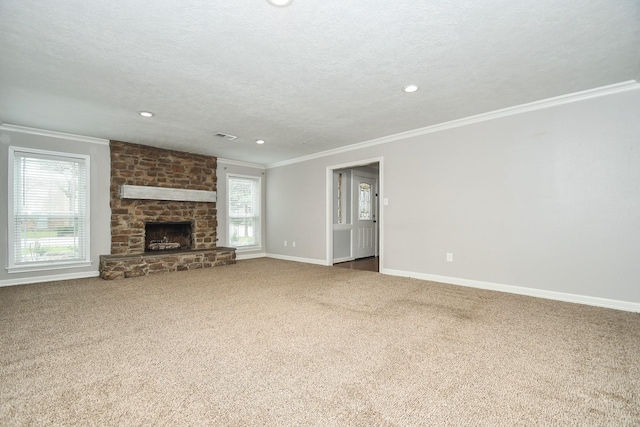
[326, 157, 384, 268]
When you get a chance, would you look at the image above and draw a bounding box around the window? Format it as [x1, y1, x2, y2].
[358, 182, 372, 220]
[227, 174, 261, 249]
[8, 147, 90, 271]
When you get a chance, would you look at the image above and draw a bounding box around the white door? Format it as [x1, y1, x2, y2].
[352, 175, 377, 259]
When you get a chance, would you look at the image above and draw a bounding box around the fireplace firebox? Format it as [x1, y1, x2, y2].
[145, 222, 192, 252]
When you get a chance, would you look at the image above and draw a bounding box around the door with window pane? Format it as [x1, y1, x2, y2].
[352, 174, 376, 259]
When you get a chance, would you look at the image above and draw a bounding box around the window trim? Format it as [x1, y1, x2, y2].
[7, 146, 91, 273]
[226, 173, 262, 251]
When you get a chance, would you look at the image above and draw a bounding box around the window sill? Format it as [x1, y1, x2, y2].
[7, 261, 93, 274]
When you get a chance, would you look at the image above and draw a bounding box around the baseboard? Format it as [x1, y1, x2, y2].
[265, 253, 328, 266]
[0, 271, 101, 288]
[381, 268, 640, 313]
[236, 252, 267, 261]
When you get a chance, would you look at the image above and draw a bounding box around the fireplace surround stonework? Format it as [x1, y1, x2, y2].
[99, 141, 235, 280]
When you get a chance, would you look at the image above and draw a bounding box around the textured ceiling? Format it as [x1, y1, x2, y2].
[1, 0, 639, 165]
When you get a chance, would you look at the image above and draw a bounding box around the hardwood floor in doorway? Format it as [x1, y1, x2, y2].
[334, 257, 379, 272]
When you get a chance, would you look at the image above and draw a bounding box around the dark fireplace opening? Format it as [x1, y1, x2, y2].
[145, 222, 193, 252]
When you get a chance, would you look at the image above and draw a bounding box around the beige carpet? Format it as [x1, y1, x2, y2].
[1, 258, 639, 426]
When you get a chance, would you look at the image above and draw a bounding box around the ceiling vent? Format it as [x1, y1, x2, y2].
[214, 132, 237, 141]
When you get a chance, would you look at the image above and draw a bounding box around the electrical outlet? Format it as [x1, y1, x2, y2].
[284, 240, 287, 247]
[292, 241, 296, 247]
[446, 253, 453, 262]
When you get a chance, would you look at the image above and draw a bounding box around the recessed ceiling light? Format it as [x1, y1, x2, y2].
[267, 0, 293, 6]
[139, 111, 154, 117]
[403, 85, 419, 93]
[256, 139, 265, 145]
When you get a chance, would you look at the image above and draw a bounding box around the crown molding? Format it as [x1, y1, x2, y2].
[267, 80, 640, 169]
[217, 158, 266, 169]
[0, 124, 110, 145]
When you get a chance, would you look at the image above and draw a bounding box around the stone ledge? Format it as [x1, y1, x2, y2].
[99, 247, 236, 280]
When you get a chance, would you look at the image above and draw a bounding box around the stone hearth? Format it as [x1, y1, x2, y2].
[99, 248, 236, 280]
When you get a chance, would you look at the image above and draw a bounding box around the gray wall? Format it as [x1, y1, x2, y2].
[267, 159, 329, 263]
[266, 87, 640, 305]
[0, 126, 111, 285]
[216, 159, 266, 259]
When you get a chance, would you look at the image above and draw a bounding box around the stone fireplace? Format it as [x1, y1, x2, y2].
[99, 141, 235, 280]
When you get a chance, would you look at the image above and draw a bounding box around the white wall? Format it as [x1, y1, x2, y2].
[0, 126, 112, 286]
[216, 159, 266, 259]
[266, 85, 640, 308]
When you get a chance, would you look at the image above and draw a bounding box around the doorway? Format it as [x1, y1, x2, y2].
[326, 158, 382, 272]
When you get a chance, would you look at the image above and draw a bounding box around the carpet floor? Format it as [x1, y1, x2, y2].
[1, 258, 639, 426]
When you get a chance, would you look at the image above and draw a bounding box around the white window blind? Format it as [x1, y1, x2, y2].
[9, 147, 90, 270]
[227, 175, 261, 248]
